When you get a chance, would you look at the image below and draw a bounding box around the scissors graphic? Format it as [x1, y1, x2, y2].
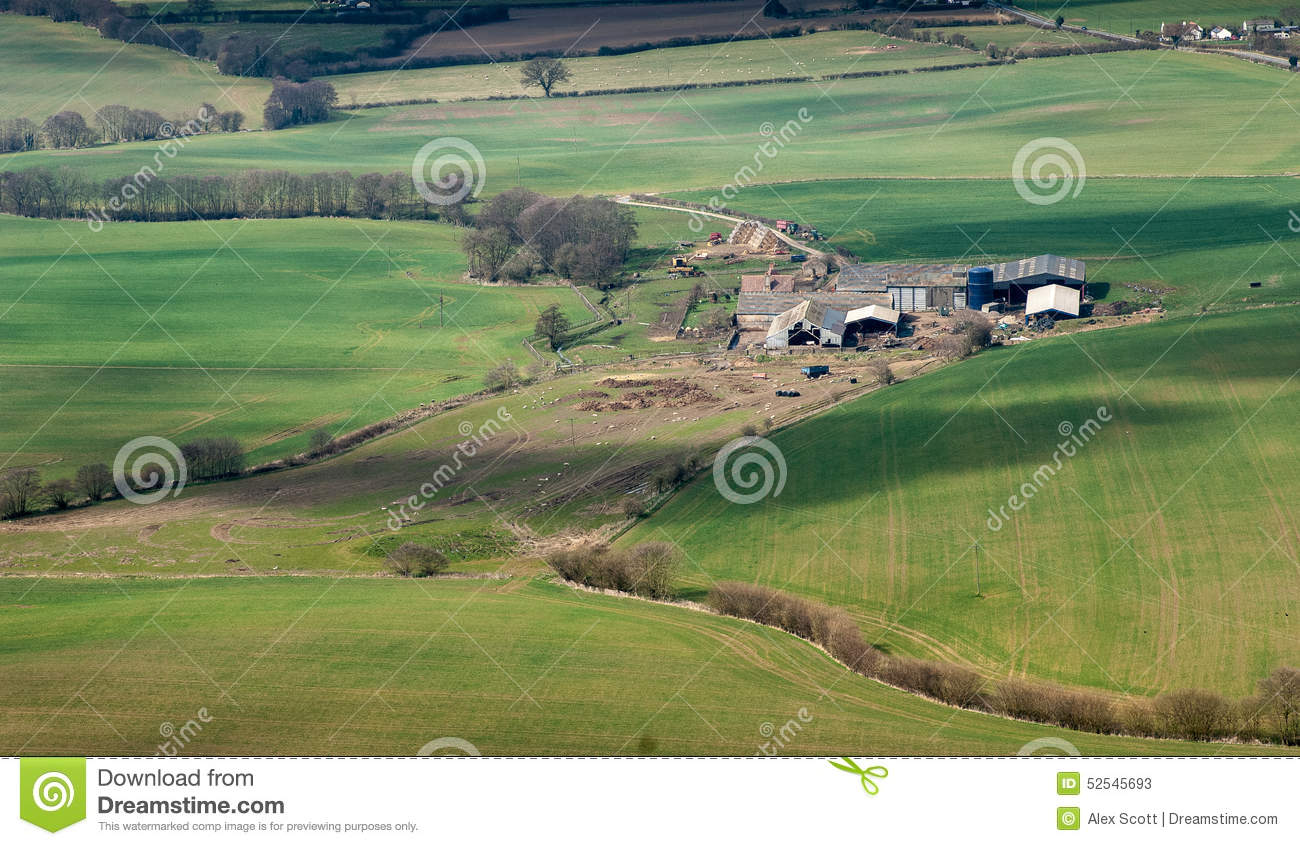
[829, 757, 889, 795]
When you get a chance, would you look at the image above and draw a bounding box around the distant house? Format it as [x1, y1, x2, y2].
[1209, 25, 1234, 40]
[1244, 17, 1275, 33]
[1160, 20, 1204, 41]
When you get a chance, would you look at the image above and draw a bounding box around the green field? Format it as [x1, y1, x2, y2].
[0, 576, 1239, 756]
[625, 305, 1300, 698]
[0, 215, 591, 470]
[326, 30, 980, 106]
[0, 16, 269, 126]
[13, 51, 1299, 189]
[667, 177, 1300, 312]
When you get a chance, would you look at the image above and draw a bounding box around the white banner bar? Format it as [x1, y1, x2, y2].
[3, 756, 1296, 844]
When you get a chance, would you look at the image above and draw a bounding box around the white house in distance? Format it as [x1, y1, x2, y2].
[1209, 25, 1234, 40]
[1025, 284, 1082, 319]
[1160, 20, 1204, 40]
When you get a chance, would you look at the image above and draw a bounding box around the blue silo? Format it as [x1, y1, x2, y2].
[967, 266, 994, 311]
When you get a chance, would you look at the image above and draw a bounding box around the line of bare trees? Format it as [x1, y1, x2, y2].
[0, 437, 244, 520]
[0, 166, 467, 223]
[708, 581, 1300, 746]
[0, 102, 242, 153]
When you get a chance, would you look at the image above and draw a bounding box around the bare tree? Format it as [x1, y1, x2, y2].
[387, 542, 448, 577]
[462, 226, 515, 281]
[520, 57, 572, 97]
[1259, 667, 1300, 743]
[43, 479, 77, 510]
[308, 428, 334, 456]
[76, 463, 114, 501]
[485, 360, 521, 392]
[0, 469, 43, 518]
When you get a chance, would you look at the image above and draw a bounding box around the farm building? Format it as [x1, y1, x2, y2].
[740, 264, 797, 293]
[835, 262, 970, 311]
[1025, 284, 1082, 319]
[764, 300, 847, 350]
[736, 290, 891, 332]
[844, 304, 901, 334]
[989, 254, 1086, 304]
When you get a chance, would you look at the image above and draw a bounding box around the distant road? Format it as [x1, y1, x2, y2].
[615, 196, 831, 259]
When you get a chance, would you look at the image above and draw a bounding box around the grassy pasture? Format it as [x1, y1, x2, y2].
[326, 30, 976, 105]
[667, 177, 1300, 313]
[0, 357, 863, 576]
[12, 51, 1300, 190]
[0, 16, 269, 125]
[0, 215, 590, 470]
[0, 576, 1239, 756]
[624, 305, 1300, 697]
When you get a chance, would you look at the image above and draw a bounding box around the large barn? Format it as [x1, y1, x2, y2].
[833, 255, 1086, 312]
[989, 254, 1086, 305]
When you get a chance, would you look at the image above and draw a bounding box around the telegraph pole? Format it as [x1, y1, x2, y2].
[973, 541, 982, 597]
[440, 294, 444, 328]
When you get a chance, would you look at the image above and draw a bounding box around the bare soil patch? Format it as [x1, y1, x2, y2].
[402, 2, 873, 62]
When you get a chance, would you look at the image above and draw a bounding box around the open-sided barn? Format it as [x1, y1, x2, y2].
[764, 300, 847, 350]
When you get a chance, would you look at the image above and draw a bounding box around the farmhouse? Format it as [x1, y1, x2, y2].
[1160, 20, 1204, 40]
[740, 264, 797, 293]
[1209, 25, 1234, 39]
